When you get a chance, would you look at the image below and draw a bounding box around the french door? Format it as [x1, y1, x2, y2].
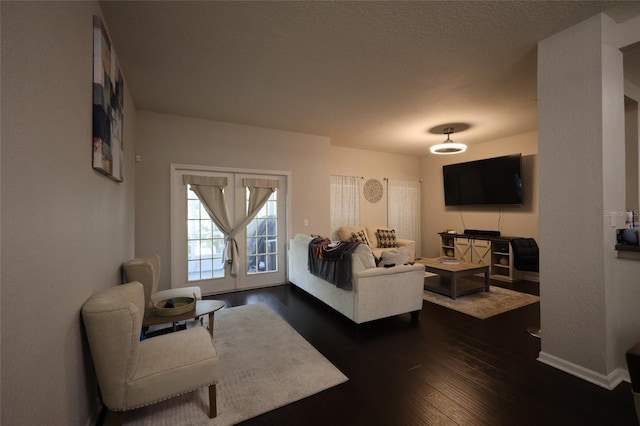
[171, 165, 288, 295]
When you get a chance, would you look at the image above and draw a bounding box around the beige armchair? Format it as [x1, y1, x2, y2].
[81, 282, 219, 425]
[122, 254, 203, 307]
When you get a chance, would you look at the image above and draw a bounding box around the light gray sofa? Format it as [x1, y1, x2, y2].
[288, 234, 425, 324]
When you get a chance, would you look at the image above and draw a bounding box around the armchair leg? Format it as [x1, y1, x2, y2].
[208, 384, 217, 418]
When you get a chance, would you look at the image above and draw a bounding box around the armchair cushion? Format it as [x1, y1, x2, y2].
[511, 238, 539, 272]
[127, 327, 218, 408]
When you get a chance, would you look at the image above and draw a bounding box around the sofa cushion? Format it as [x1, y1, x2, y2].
[351, 230, 371, 247]
[337, 226, 415, 261]
[377, 229, 399, 248]
[377, 246, 409, 267]
[336, 226, 362, 242]
[366, 225, 391, 248]
[353, 244, 377, 269]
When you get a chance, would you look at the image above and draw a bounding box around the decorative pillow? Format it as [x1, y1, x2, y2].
[377, 229, 398, 248]
[354, 245, 377, 269]
[377, 246, 409, 267]
[351, 230, 371, 247]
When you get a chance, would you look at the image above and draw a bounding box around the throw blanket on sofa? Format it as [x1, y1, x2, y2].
[308, 237, 360, 290]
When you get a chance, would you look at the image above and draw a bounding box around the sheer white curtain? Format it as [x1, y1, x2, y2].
[330, 175, 361, 234]
[388, 179, 421, 255]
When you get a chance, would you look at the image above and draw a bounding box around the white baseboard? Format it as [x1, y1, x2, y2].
[523, 271, 539, 282]
[538, 351, 629, 390]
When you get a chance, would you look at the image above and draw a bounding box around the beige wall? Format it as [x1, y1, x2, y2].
[330, 139, 538, 258]
[1, 2, 136, 424]
[420, 131, 539, 257]
[5, 4, 634, 425]
[330, 146, 421, 235]
[135, 111, 331, 292]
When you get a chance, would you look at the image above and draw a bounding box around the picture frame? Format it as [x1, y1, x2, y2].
[92, 15, 124, 182]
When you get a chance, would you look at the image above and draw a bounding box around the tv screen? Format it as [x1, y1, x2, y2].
[443, 154, 523, 206]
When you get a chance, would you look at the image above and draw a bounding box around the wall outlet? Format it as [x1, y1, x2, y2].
[303, 219, 309, 227]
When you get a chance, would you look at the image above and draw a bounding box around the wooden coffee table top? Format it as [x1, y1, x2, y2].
[415, 257, 488, 272]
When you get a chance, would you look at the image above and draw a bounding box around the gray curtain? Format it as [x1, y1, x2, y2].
[183, 175, 279, 276]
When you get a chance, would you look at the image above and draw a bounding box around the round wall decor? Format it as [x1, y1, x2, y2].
[363, 178, 383, 203]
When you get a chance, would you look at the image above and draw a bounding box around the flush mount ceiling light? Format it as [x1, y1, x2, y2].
[429, 127, 467, 155]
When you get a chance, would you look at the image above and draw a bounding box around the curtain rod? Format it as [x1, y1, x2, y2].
[330, 174, 364, 179]
[331, 175, 422, 183]
[383, 177, 422, 183]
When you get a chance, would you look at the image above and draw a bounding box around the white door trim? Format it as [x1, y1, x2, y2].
[170, 163, 292, 295]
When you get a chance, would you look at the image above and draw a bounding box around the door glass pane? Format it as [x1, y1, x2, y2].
[246, 190, 278, 275]
[187, 220, 199, 239]
[187, 240, 199, 260]
[186, 185, 225, 281]
[200, 259, 213, 279]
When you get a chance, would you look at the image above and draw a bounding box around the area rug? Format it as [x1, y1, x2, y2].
[123, 303, 348, 425]
[422, 286, 540, 319]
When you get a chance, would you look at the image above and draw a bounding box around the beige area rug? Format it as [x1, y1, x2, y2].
[124, 303, 348, 425]
[422, 285, 540, 319]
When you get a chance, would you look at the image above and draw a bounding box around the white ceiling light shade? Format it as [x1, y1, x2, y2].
[429, 127, 467, 155]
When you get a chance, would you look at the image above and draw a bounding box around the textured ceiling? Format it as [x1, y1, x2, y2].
[100, 1, 640, 156]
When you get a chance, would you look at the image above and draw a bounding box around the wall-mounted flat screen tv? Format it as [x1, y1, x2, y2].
[443, 154, 523, 206]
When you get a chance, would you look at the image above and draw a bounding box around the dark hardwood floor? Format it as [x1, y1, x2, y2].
[208, 280, 637, 425]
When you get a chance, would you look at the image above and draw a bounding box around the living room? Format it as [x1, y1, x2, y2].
[2, 1, 640, 425]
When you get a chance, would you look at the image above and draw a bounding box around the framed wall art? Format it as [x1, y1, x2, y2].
[92, 15, 124, 182]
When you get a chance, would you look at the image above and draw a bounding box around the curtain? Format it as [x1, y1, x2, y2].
[183, 175, 231, 232]
[388, 179, 421, 256]
[243, 178, 278, 220]
[330, 175, 361, 233]
[183, 175, 279, 275]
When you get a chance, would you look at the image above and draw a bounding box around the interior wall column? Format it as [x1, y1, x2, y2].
[538, 13, 626, 387]
[625, 99, 639, 213]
